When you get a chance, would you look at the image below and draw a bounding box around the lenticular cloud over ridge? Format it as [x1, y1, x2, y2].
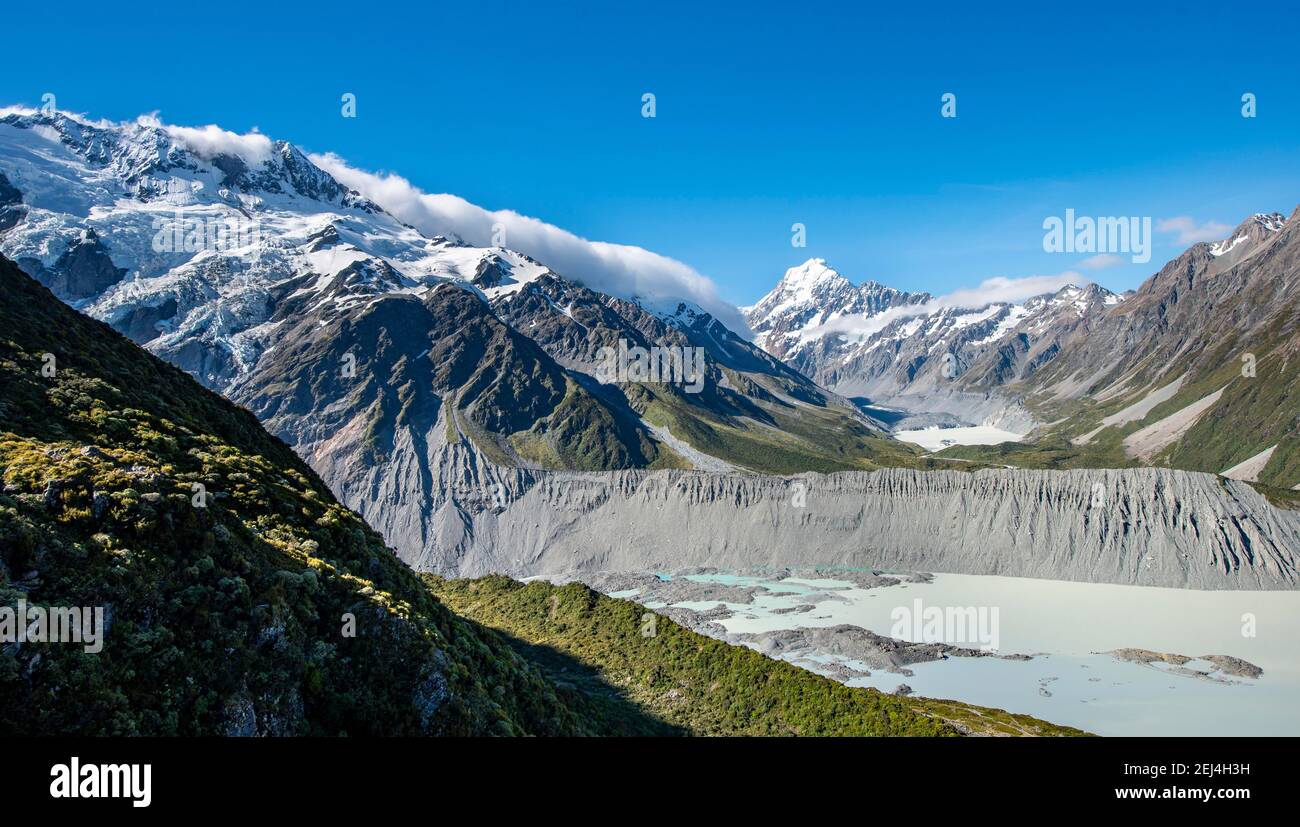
[309, 152, 750, 333]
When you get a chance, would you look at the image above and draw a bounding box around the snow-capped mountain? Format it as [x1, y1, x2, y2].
[0, 108, 557, 388]
[745, 258, 1121, 428]
[743, 206, 1300, 492]
[745, 257, 931, 360]
[1208, 212, 1288, 264]
[0, 107, 892, 480]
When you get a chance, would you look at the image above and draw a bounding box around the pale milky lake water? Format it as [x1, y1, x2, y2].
[664, 572, 1300, 736]
[892, 425, 1024, 451]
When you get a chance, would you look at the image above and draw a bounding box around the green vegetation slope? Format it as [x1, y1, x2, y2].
[426, 576, 1087, 737]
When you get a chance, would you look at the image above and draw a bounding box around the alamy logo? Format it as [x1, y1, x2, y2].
[50, 757, 151, 808]
[1042, 208, 1151, 264]
[1, 601, 104, 653]
[890, 598, 1000, 651]
[152, 209, 261, 254]
[596, 339, 706, 393]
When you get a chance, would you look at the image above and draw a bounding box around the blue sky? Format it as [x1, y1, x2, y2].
[5, 0, 1299, 305]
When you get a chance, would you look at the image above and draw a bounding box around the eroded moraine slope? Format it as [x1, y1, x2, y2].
[340, 441, 1300, 590]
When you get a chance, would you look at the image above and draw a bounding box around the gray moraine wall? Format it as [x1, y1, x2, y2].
[323, 441, 1300, 590]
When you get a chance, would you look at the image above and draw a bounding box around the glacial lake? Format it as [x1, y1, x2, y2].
[658, 572, 1300, 736]
[892, 425, 1024, 451]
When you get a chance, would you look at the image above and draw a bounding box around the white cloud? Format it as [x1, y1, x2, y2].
[2, 105, 275, 166]
[1078, 253, 1124, 269]
[942, 273, 1088, 307]
[1156, 216, 1231, 244]
[309, 152, 749, 333]
[155, 119, 274, 165]
[801, 272, 1088, 342]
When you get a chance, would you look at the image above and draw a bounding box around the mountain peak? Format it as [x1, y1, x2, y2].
[779, 257, 847, 290]
[1210, 211, 1288, 258]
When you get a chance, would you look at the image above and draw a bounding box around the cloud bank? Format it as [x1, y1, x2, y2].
[164, 123, 273, 165]
[8, 105, 746, 332]
[309, 153, 749, 333]
[129, 113, 275, 165]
